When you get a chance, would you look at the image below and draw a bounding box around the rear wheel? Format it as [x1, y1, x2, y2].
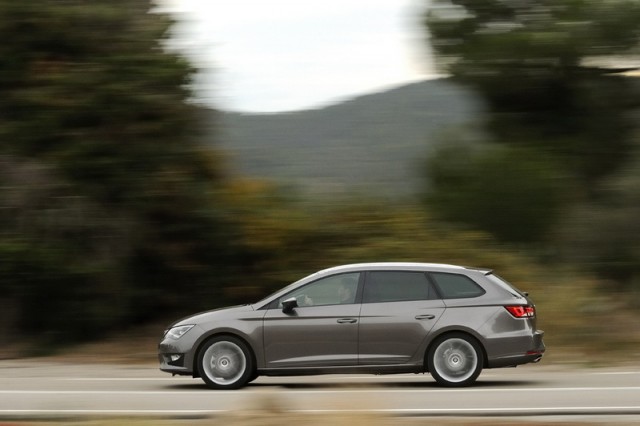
[428, 333, 482, 387]
[198, 336, 254, 389]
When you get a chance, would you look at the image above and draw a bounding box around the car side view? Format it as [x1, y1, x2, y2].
[158, 263, 545, 389]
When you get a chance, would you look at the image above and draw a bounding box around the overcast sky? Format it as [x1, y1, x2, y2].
[161, 0, 436, 112]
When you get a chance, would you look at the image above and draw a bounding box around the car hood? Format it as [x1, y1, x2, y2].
[170, 304, 256, 327]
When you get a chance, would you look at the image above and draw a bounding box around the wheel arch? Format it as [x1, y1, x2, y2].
[192, 331, 257, 379]
[424, 329, 488, 372]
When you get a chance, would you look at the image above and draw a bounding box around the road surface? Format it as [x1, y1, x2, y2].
[1, 360, 639, 421]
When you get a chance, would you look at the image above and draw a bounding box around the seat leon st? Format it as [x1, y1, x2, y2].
[158, 263, 545, 389]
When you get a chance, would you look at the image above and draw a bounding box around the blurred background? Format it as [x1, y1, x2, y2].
[1, 0, 639, 361]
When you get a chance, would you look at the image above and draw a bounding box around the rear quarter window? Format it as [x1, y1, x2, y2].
[485, 273, 526, 298]
[430, 272, 486, 299]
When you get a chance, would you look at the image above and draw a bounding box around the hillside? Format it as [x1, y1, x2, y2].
[213, 79, 483, 197]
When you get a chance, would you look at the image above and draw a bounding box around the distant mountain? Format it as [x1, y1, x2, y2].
[213, 78, 483, 197]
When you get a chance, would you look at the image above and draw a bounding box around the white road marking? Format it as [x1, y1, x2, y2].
[62, 378, 179, 381]
[299, 406, 640, 414]
[0, 409, 219, 415]
[0, 406, 639, 416]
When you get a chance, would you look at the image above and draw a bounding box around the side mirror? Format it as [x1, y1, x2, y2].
[282, 297, 298, 314]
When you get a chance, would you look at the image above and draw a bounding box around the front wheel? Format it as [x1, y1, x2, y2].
[198, 336, 254, 389]
[427, 333, 483, 387]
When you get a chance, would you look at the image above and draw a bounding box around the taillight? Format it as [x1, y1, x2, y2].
[505, 305, 535, 318]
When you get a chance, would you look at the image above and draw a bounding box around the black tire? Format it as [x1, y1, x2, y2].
[197, 335, 254, 389]
[427, 333, 483, 387]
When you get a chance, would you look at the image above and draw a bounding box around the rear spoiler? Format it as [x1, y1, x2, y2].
[463, 266, 493, 275]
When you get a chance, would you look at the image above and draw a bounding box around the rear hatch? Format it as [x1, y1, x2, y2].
[484, 272, 538, 329]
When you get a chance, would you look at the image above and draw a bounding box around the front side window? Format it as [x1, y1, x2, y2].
[363, 271, 434, 303]
[279, 272, 360, 307]
[430, 272, 485, 299]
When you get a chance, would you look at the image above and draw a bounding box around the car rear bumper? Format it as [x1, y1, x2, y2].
[487, 329, 545, 368]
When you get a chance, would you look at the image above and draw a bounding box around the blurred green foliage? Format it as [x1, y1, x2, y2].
[559, 153, 640, 306]
[0, 0, 639, 358]
[424, 143, 570, 243]
[427, 0, 640, 186]
[0, 0, 243, 342]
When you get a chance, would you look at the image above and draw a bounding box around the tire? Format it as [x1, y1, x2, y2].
[427, 333, 483, 387]
[197, 335, 254, 389]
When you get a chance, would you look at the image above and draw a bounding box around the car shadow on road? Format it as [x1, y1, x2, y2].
[162, 383, 206, 390]
[377, 379, 540, 388]
[163, 378, 540, 391]
[248, 380, 539, 389]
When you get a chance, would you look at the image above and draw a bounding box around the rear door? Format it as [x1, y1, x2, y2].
[358, 270, 445, 365]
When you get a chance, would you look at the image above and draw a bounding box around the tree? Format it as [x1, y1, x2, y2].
[0, 1, 240, 342]
[560, 150, 640, 305]
[426, 0, 640, 188]
[423, 0, 640, 244]
[424, 143, 568, 243]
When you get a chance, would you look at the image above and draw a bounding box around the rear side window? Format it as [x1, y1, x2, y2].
[363, 271, 435, 303]
[430, 272, 485, 299]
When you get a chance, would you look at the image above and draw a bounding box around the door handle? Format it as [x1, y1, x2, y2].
[415, 314, 435, 320]
[337, 318, 357, 324]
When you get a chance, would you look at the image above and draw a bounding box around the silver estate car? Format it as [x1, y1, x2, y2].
[159, 263, 545, 389]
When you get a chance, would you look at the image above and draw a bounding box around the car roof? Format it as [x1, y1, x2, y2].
[316, 262, 473, 275]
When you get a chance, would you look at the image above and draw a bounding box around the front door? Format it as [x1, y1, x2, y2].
[263, 272, 361, 368]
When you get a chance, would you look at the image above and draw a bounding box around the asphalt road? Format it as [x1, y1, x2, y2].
[1, 360, 640, 420]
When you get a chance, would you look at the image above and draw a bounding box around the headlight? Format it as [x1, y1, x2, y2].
[164, 324, 195, 340]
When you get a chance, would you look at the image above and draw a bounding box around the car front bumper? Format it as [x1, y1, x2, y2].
[158, 327, 203, 376]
